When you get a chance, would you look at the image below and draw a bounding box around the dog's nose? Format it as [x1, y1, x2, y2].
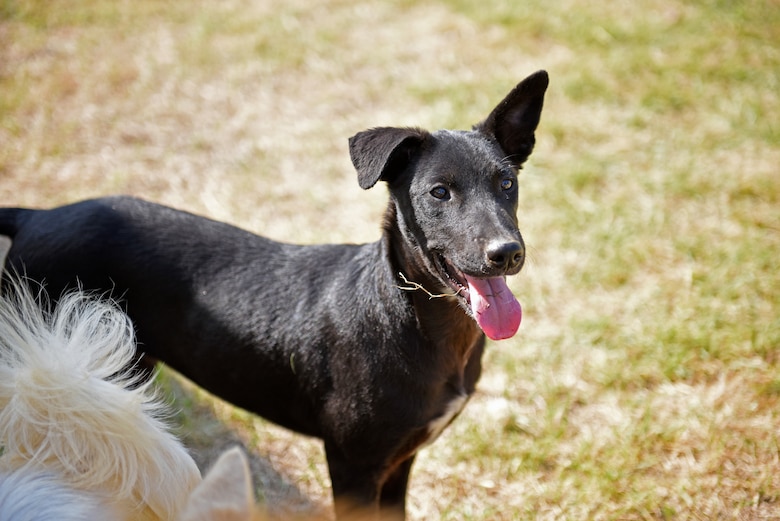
[486, 241, 525, 271]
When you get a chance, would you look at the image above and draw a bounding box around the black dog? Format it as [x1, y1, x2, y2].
[0, 70, 548, 519]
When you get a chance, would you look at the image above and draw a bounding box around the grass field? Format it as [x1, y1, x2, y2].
[1, 0, 779, 519]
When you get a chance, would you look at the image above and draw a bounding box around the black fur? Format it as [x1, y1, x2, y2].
[0, 70, 548, 519]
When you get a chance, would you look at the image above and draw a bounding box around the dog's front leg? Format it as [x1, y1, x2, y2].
[325, 456, 380, 519]
[378, 455, 415, 520]
[325, 442, 407, 520]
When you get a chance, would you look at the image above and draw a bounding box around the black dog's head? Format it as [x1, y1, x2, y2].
[349, 71, 548, 340]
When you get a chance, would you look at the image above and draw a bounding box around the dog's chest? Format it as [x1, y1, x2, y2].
[422, 392, 469, 447]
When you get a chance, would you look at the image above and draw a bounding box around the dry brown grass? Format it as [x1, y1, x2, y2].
[2, 0, 779, 519]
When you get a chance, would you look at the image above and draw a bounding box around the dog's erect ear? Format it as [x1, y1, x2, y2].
[178, 447, 254, 521]
[474, 70, 549, 168]
[349, 127, 429, 189]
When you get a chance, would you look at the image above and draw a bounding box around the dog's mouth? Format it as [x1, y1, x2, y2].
[435, 254, 522, 341]
[438, 254, 469, 298]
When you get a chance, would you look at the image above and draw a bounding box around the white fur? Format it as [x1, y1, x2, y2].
[0, 470, 120, 521]
[0, 278, 201, 520]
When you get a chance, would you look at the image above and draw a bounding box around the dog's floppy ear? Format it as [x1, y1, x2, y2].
[474, 70, 549, 168]
[349, 127, 429, 189]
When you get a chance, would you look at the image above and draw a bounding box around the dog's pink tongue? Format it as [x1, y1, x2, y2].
[465, 275, 522, 340]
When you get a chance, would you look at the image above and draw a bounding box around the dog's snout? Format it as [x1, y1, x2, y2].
[486, 241, 525, 271]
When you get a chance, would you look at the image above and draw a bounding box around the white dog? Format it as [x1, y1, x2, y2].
[0, 279, 257, 521]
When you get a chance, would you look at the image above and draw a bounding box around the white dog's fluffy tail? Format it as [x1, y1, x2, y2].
[0, 279, 201, 520]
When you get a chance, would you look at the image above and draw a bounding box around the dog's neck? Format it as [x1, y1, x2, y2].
[379, 204, 483, 365]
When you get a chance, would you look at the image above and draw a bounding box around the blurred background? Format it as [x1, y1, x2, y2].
[1, 0, 778, 519]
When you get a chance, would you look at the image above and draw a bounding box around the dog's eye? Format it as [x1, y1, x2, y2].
[500, 178, 514, 191]
[430, 186, 450, 200]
